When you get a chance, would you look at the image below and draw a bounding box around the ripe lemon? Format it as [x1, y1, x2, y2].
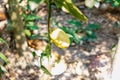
[50, 28, 70, 48]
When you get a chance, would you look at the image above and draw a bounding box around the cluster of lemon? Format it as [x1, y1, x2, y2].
[50, 28, 70, 49]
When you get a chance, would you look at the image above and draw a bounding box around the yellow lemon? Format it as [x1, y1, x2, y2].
[50, 28, 70, 48]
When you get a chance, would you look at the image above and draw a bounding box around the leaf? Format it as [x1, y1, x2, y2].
[28, 0, 42, 4]
[85, 30, 97, 39]
[32, 52, 37, 57]
[0, 53, 8, 64]
[50, 28, 70, 48]
[67, 19, 82, 27]
[117, 0, 120, 3]
[67, 34, 74, 44]
[26, 25, 39, 30]
[55, 0, 88, 21]
[41, 65, 52, 76]
[114, 21, 119, 27]
[24, 29, 31, 36]
[41, 45, 51, 59]
[26, 21, 35, 26]
[26, 14, 41, 21]
[0, 65, 7, 72]
[86, 23, 100, 30]
[29, 34, 40, 39]
[113, 0, 120, 7]
[60, 27, 80, 44]
[0, 38, 9, 48]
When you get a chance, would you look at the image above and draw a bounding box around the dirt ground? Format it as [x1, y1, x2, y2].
[0, 2, 120, 80]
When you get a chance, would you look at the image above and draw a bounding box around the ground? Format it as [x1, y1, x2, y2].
[0, 2, 120, 80]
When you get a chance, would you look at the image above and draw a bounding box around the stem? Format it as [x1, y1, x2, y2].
[48, 0, 52, 54]
[8, 0, 28, 55]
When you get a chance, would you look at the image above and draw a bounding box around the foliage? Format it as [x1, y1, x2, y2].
[0, 53, 8, 64]
[0, 38, 8, 76]
[3, 0, 88, 76]
[0, 38, 9, 48]
[54, 0, 88, 21]
[113, 21, 120, 27]
[32, 45, 52, 75]
[81, 23, 100, 41]
[53, 19, 100, 45]
[105, 0, 120, 7]
[20, 7, 42, 39]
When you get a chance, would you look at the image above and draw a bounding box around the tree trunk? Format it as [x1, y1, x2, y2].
[110, 37, 120, 80]
[8, 0, 28, 55]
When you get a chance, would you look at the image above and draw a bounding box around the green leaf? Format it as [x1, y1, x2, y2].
[86, 23, 100, 30]
[55, 0, 88, 21]
[0, 65, 7, 72]
[0, 38, 9, 48]
[41, 65, 52, 76]
[26, 14, 41, 21]
[29, 34, 40, 39]
[117, 0, 120, 3]
[105, 0, 113, 3]
[27, 25, 39, 30]
[32, 52, 37, 57]
[67, 19, 82, 27]
[60, 27, 80, 44]
[85, 30, 97, 39]
[113, 0, 120, 7]
[0, 53, 8, 64]
[21, 13, 27, 19]
[24, 29, 31, 36]
[26, 22, 35, 26]
[41, 45, 51, 59]
[67, 34, 74, 44]
[54, 0, 64, 8]
[114, 21, 119, 27]
[28, 0, 42, 4]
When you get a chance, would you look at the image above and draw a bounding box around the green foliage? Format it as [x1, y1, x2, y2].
[0, 52, 8, 75]
[114, 21, 120, 27]
[9, 0, 88, 76]
[32, 45, 52, 76]
[22, 13, 41, 37]
[0, 53, 8, 64]
[54, 0, 88, 21]
[0, 38, 9, 48]
[32, 52, 37, 57]
[60, 26, 80, 44]
[25, 14, 41, 21]
[41, 45, 51, 59]
[53, 19, 100, 44]
[28, 0, 42, 4]
[0, 39, 8, 73]
[24, 29, 31, 36]
[105, 0, 120, 7]
[41, 65, 52, 76]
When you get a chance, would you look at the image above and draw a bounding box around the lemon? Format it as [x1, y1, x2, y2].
[50, 28, 70, 48]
